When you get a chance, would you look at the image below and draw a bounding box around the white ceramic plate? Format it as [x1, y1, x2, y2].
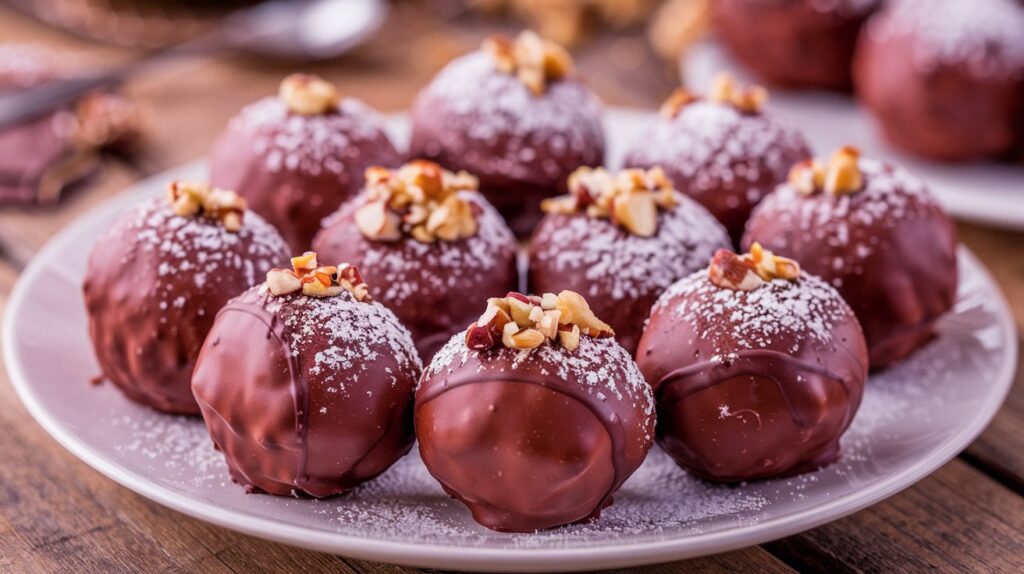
[682, 42, 1024, 231]
[3, 111, 1018, 572]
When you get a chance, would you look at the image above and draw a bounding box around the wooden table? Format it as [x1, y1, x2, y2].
[1, 5, 1023, 572]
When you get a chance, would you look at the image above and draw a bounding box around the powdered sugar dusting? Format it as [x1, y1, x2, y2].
[659, 271, 850, 357]
[624, 101, 808, 196]
[532, 192, 729, 301]
[868, 0, 1024, 77]
[229, 96, 395, 177]
[256, 287, 422, 392]
[109, 197, 289, 312]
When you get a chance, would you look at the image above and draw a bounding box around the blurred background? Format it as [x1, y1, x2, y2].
[0, 0, 699, 215]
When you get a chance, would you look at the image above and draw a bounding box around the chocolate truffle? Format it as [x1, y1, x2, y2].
[713, 0, 881, 91]
[637, 246, 868, 482]
[623, 73, 811, 244]
[313, 160, 518, 362]
[417, 291, 654, 532]
[83, 182, 290, 414]
[192, 253, 422, 497]
[210, 74, 400, 250]
[409, 31, 606, 237]
[853, 0, 1024, 161]
[743, 147, 958, 368]
[529, 166, 730, 355]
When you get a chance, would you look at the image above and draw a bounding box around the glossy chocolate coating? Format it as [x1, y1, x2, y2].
[622, 100, 810, 245]
[313, 192, 518, 362]
[416, 334, 655, 532]
[528, 192, 730, 355]
[83, 198, 290, 414]
[713, 0, 881, 91]
[408, 51, 606, 237]
[192, 286, 422, 497]
[743, 158, 958, 368]
[210, 96, 400, 251]
[637, 271, 868, 482]
[853, 0, 1024, 161]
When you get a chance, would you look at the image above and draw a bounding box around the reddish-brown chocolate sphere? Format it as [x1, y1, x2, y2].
[743, 153, 958, 368]
[623, 90, 810, 245]
[529, 185, 729, 355]
[313, 172, 517, 362]
[408, 34, 605, 237]
[853, 0, 1024, 161]
[637, 256, 868, 482]
[713, 0, 881, 91]
[83, 195, 290, 414]
[416, 321, 654, 532]
[192, 278, 422, 497]
[210, 75, 400, 251]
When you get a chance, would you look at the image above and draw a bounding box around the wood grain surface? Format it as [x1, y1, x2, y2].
[1, 4, 1022, 573]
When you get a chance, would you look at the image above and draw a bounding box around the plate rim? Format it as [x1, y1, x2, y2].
[3, 153, 1019, 572]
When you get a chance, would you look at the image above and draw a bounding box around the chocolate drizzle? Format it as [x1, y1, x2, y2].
[192, 285, 422, 497]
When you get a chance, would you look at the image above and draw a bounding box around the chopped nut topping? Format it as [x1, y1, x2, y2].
[824, 146, 863, 196]
[278, 73, 339, 116]
[354, 160, 480, 244]
[167, 181, 247, 232]
[708, 243, 801, 291]
[483, 30, 574, 95]
[788, 159, 827, 196]
[464, 290, 613, 352]
[266, 251, 373, 302]
[660, 88, 700, 118]
[788, 146, 864, 197]
[708, 71, 768, 114]
[541, 166, 676, 237]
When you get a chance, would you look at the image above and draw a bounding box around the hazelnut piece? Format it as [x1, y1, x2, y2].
[660, 88, 699, 118]
[279, 73, 339, 116]
[824, 146, 863, 196]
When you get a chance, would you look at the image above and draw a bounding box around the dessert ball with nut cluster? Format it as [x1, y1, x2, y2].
[83, 181, 290, 414]
[743, 147, 958, 368]
[409, 31, 605, 237]
[712, 0, 882, 91]
[528, 166, 730, 355]
[637, 246, 868, 482]
[853, 0, 1024, 161]
[192, 253, 422, 497]
[417, 291, 654, 532]
[623, 72, 811, 245]
[312, 160, 518, 361]
[210, 73, 400, 251]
